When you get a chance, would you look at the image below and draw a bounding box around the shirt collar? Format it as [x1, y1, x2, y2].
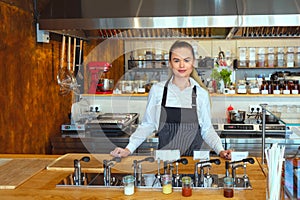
[168, 76, 197, 88]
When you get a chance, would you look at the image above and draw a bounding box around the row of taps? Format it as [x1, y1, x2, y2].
[73, 156, 255, 187]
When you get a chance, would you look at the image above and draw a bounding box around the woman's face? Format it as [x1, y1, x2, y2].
[169, 47, 194, 79]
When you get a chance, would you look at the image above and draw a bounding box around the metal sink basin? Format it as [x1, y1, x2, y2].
[57, 173, 129, 188]
[57, 173, 252, 190]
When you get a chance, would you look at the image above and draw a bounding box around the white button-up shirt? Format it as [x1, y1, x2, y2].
[126, 76, 224, 155]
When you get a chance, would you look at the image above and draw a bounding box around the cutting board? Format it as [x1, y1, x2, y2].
[46, 153, 159, 174]
[46, 153, 112, 172]
[0, 158, 53, 189]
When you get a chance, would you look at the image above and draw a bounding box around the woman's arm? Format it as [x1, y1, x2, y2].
[196, 87, 224, 155]
[111, 84, 162, 157]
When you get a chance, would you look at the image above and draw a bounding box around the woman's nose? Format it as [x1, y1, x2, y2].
[179, 60, 184, 67]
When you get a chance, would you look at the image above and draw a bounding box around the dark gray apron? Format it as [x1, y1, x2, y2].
[157, 79, 203, 156]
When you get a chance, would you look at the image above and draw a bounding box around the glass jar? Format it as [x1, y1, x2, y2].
[122, 175, 135, 195]
[223, 177, 234, 198]
[181, 176, 192, 197]
[258, 48, 266, 67]
[161, 174, 172, 194]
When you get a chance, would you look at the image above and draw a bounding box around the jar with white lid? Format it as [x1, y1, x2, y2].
[161, 174, 172, 194]
[122, 175, 135, 195]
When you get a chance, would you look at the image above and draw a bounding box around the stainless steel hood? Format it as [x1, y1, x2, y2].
[38, 0, 300, 40]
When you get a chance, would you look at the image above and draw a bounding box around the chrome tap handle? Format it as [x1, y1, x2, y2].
[73, 156, 90, 186]
[225, 161, 230, 177]
[194, 163, 199, 187]
[137, 163, 142, 186]
[133, 160, 138, 186]
[73, 159, 81, 185]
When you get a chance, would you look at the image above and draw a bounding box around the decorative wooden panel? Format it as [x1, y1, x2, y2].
[0, 1, 72, 154]
[0, 1, 125, 154]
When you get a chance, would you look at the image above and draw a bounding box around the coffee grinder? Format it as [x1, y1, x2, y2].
[87, 61, 112, 94]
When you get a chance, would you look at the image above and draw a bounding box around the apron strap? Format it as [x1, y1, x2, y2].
[161, 78, 171, 106]
[192, 86, 197, 108]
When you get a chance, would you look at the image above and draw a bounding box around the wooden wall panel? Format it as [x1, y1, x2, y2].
[0, 1, 125, 154]
[0, 1, 72, 154]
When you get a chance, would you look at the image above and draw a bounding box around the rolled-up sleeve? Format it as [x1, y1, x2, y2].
[126, 84, 162, 153]
[196, 87, 224, 154]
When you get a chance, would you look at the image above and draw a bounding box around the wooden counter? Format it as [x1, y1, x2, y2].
[0, 154, 267, 199]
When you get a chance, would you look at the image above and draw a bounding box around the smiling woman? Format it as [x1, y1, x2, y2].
[111, 40, 232, 159]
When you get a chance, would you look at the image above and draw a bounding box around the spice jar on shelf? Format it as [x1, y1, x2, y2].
[257, 47, 266, 67]
[267, 47, 275, 67]
[277, 47, 285, 67]
[286, 47, 295, 68]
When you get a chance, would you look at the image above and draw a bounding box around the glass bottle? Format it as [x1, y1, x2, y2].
[273, 80, 280, 94]
[267, 81, 273, 94]
[182, 176, 192, 197]
[283, 80, 290, 94]
[292, 80, 299, 94]
[161, 174, 172, 194]
[261, 80, 268, 94]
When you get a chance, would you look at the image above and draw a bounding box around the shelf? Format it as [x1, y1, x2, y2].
[236, 67, 300, 70]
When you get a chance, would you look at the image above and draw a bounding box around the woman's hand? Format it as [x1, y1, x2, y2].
[219, 149, 232, 160]
[110, 147, 131, 158]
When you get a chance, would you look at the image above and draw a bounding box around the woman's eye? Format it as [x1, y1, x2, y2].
[184, 59, 191, 63]
[173, 59, 180, 63]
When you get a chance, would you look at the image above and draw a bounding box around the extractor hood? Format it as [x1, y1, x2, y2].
[38, 0, 300, 40]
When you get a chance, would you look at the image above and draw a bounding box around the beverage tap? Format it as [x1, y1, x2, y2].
[103, 157, 121, 186]
[225, 161, 230, 177]
[229, 158, 255, 186]
[132, 157, 155, 186]
[73, 156, 90, 185]
[152, 158, 162, 187]
[194, 159, 221, 187]
[173, 158, 188, 187]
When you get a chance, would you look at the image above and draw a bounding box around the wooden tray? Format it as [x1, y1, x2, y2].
[0, 158, 53, 189]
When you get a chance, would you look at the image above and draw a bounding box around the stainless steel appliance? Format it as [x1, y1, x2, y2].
[214, 118, 289, 138]
[212, 116, 294, 156]
[61, 124, 85, 138]
[85, 113, 139, 137]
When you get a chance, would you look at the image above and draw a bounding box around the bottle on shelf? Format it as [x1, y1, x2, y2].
[226, 105, 234, 123]
[261, 80, 268, 94]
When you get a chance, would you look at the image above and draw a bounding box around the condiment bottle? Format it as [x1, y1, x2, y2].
[261, 80, 268, 94]
[122, 175, 135, 195]
[223, 177, 234, 198]
[273, 80, 280, 94]
[292, 80, 299, 94]
[227, 105, 234, 123]
[161, 174, 172, 194]
[283, 80, 290, 94]
[181, 176, 192, 197]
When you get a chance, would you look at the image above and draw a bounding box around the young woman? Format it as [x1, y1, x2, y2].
[111, 40, 231, 159]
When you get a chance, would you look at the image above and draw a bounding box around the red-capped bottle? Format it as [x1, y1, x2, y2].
[227, 105, 234, 123]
